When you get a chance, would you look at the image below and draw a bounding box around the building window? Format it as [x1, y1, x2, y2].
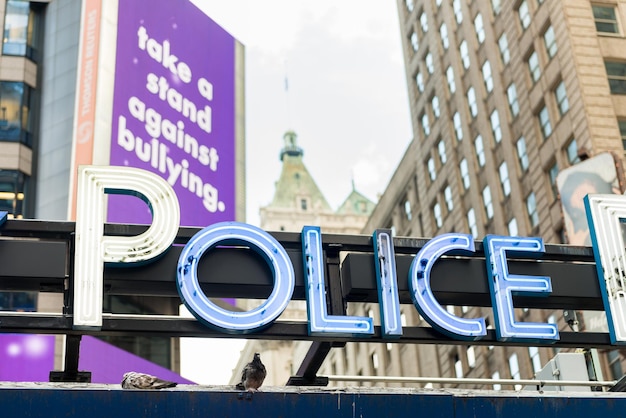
[538, 105, 552, 139]
[498, 33, 510, 65]
[499, 161, 511, 197]
[548, 162, 559, 198]
[453, 112, 463, 141]
[526, 192, 539, 228]
[517, 136, 530, 171]
[474, 13, 485, 43]
[492, 371, 501, 390]
[0, 81, 32, 146]
[593, 5, 619, 34]
[410, 31, 419, 52]
[619, 119, 626, 150]
[566, 137, 579, 164]
[371, 352, 379, 373]
[427, 157, 437, 181]
[607, 350, 623, 380]
[482, 60, 494, 93]
[425, 52, 434, 74]
[433, 202, 443, 228]
[508, 217, 518, 236]
[518, 0, 531, 30]
[528, 51, 541, 83]
[460, 40, 470, 69]
[421, 113, 430, 136]
[605, 61, 626, 94]
[0, 291, 36, 310]
[483, 185, 494, 220]
[467, 346, 476, 368]
[491, 0, 502, 15]
[460, 158, 470, 190]
[452, 0, 463, 24]
[420, 11, 428, 33]
[543, 25, 558, 58]
[467, 87, 478, 117]
[300, 198, 308, 210]
[432, 95, 440, 118]
[507, 83, 520, 117]
[438, 139, 447, 163]
[444, 185, 453, 211]
[446, 66, 456, 93]
[509, 353, 522, 390]
[440, 23, 449, 49]
[416, 71, 425, 93]
[0, 170, 27, 219]
[475, 134, 485, 167]
[529, 346, 542, 374]
[454, 354, 463, 378]
[3, 1, 41, 61]
[467, 208, 478, 237]
[554, 80, 569, 115]
[490, 109, 502, 143]
[404, 200, 412, 220]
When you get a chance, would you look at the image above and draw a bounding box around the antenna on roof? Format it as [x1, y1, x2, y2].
[284, 58, 292, 130]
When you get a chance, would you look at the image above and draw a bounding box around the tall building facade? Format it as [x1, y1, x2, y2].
[0, 0, 78, 314]
[318, 0, 626, 389]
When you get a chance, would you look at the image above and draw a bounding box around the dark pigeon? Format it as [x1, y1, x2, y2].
[121, 372, 178, 389]
[236, 352, 267, 391]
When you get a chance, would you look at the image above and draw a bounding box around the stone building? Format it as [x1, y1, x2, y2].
[316, 0, 626, 389]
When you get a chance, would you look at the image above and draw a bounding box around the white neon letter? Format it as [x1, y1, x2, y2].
[409, 233, 486, 340]
[373, 229, 402, 337]
[585, 194, 626, 344]
[303, 226, 374, 336]
[484, 235, 558, 342]
[73, 165, 180, 329]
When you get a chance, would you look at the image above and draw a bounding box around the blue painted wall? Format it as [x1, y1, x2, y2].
[2, 386, 626, 417]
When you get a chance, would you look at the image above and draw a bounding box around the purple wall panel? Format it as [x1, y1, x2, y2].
[79, 336, 194, 384]
[0, 334, 54, 382]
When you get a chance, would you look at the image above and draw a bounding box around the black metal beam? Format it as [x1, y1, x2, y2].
[0, 226, 603, 310]
[49, 335, 91, 383]
[0, 219, 619, 388]
[0, 314, 615, 348]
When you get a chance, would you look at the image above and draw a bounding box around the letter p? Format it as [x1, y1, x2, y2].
[73, 166, 180, 328]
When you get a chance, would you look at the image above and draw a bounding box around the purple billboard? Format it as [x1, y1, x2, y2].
[109, 0, 237, 226]
[0, 334, 54, 382]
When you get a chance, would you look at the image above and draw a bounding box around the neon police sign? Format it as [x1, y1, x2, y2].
[66, 166, 626, 345]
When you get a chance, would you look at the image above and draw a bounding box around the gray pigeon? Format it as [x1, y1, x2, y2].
[235, 352, 267, 391]
[121, 371, 177, 389]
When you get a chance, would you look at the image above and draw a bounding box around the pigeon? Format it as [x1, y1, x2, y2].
[235, 352, 267, 391]
[121, 371, 178, 389]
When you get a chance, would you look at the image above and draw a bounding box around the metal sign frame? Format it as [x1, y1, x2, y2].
[0, 219, 612, 384]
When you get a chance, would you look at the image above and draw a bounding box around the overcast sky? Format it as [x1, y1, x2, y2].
[181, 0, 412, 384]
[192, 0, 412, 226]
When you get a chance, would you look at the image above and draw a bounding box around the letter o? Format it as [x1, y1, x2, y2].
[177, 222, 295, 333]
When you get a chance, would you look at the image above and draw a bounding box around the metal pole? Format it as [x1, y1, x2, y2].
[327, 374, 617, 388]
